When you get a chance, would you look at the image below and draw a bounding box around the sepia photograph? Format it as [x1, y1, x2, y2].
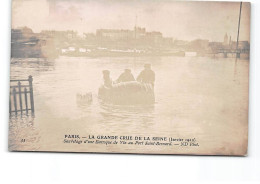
[8, 0, 250, 155]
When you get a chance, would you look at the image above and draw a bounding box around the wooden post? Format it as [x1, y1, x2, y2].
[236, 2, 242, 59]
[28, 75, 35, 115]
[18, 81, 23, 114]
[13, 88, 17, 116]
[24, 88, 29, 114]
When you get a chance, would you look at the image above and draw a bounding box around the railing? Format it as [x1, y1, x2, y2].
[9, 75, 34, 116]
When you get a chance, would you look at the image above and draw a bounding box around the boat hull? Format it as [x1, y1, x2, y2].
[98, 81, 155, 105]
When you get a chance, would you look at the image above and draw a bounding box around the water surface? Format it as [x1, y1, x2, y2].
[9, 56, 249, 154]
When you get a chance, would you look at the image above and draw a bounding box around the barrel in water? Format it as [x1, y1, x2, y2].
[98, 81, 155, 105]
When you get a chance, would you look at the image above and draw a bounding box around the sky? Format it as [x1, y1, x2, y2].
[12, 0, 251, 42]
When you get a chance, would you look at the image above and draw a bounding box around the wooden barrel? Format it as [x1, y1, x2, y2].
[98, 81, 155, 105]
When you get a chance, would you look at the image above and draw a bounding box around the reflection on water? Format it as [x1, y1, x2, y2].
[99, 101, 155, 124]
[9, 56, 249, 154]
[10, 58, 55, 80]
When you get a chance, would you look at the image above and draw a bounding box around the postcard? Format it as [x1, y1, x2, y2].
[9, 0, 250, 155]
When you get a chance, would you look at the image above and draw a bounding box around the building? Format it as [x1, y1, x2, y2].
[96, 27, 165, 44]
[145, 32, 163, 43]
[41, 30, 78, 40]
[11, 27, 45, 58]
[230, 41, 250, 51]
[134, 27, 146, 39]
[96, 29, 134, 40]
[11, 27, 35, 41]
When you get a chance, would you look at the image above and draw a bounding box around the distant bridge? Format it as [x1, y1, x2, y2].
[212, 48, 250, 58]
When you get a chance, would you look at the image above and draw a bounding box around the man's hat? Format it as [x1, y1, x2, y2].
[102, 70, 110, 75]
[125, 69, 131, 72]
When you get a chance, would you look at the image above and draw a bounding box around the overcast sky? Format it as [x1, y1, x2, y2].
[12, 0, 250, 42]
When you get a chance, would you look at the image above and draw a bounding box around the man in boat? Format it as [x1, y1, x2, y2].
[116, 69, 135, 83]
[137, 64, 155, 86]
[102, 70, 112, 88]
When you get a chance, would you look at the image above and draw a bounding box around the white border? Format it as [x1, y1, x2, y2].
[0, 0, 259, 183]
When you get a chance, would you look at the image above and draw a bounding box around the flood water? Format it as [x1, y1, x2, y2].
[9, 56, 249, 154]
